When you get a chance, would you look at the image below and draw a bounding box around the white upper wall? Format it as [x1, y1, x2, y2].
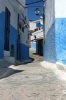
[45, 0, 55, 36]
[8, 0, 26, 14]
[33, 19, 43, 24]
[55, 0, 66, 18]
[29, 19, 43, 30]
[31, 29, 43, 40]
[18, 0, 25, 4]
[0, 1, 5, 12]
[20, 28, 28, 45]
[29, 21, 36, 30]
[0, 0, 18, 29]
[0, 0, 27, 29]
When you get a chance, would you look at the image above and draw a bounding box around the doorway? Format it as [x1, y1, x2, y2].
[17, 14, 21, 60]
[36, 39, 43, 56]
[4, 7, 10, 51]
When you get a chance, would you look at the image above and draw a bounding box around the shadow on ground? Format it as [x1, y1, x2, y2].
[29, 49, 43, 62]
[33, 53, 43, 56]
[0, 61, 24, 79]
[15, 57, 35, 66]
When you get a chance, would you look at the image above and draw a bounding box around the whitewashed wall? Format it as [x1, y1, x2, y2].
[29, 19, 43, 31]
[31, 29, 43, 40]
[18, 0, 25, 4]
[44, 0, 56, 63]
[29, 21, 36, 30]
[45, 0, 55, 36]
[0, 0, 18, 29]
[19, 9, 29, 46]
[20, 27, 29, 46]
[55, 0, 66, 18]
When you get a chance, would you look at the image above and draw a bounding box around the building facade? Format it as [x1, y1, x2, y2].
[44, 0, 66, 64]
[0, 0, 29, 63]
[30, 19, 43, 55]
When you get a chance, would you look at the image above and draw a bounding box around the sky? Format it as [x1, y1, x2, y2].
[26, 0, 43, 21]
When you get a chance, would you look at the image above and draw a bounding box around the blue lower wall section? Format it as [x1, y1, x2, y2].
[0, 11, 29, 61]
[0, 11, 17, 59]
[31, 42, 36, 50]
[44, 18, 66, 64]
[10, 25, 17, 59]
[0, 12, 5, 58]
[55, 18, 66, 64]
[44, 22, 56, 63]
[20, 43, 29, 61]
[10, 26, 29, 61]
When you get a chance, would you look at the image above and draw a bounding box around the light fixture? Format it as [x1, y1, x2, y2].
[35, 8, 40, 15]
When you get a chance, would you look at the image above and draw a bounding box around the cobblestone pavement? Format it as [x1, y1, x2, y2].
[0, 60, 66, 100]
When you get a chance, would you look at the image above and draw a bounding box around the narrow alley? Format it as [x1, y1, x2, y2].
[0, 0, 66, 100]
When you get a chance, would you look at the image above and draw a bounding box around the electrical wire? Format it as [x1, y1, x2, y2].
[26, 6, 42, 8]
[26, 0, 43, 5]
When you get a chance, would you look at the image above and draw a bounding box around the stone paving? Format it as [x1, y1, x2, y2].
[0, 50, 66, 100]
[0, 60, 66, 100]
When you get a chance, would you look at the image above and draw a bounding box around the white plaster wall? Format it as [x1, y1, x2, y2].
[29, 22, 36, 30]
[20, 28, 29, 46]
[55, 0, 66, 18]
[29, 19, 43, 31]
[45, 0, 55, 36]
[20, 8, 29, 46]
[40, 19, 43, 25]
[0, 1, 5, 12]
[31, 29, 43, 40]
[19, 7, 29, 46]
[0, 0, 18, 29]
[0, 0, 26, 29]
[8, 0, 26, 14]
[18, 0, 25, 4]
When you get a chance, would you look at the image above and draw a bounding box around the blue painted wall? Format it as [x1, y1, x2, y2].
[44, 22, 56, 63]
[9, 25, 17, 59]
[55, 18, 66, 64]
[44, 18, 66, 64]
[0, 12, 18, 59]
[20, 43, 29, 61]
[0, 12, 5, 58]
[36, 23, 42, 28]
[0, 12, 29, 61]
[31, 42, 36, 50]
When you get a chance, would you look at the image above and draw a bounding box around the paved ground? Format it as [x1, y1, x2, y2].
[29, 49, 43, 62]
[0, 50, 66, 100]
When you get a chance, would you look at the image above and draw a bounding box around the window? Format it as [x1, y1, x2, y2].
[19, 23, 21, 29]
[22, 27, 24, 32]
